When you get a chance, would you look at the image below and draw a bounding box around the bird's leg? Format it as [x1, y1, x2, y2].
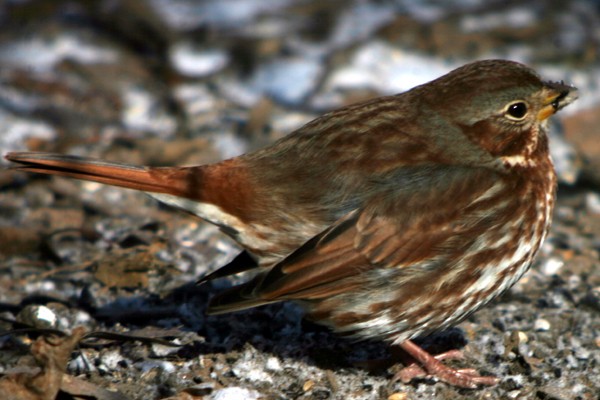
[392, 346, 465, 381]
[393, 340, 499, 388]
[354, 343, 465, 372]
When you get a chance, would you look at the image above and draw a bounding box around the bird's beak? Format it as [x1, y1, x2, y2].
[537, 81, 578, 121]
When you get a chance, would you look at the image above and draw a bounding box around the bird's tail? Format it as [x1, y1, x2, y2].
[4, 152, 185, 195]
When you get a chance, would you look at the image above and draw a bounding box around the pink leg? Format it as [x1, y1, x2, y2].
[395, 348, 465, 382]
[394, 340, 499, 389]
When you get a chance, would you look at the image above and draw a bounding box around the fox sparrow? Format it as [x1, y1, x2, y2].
[5, 60, 577, 388]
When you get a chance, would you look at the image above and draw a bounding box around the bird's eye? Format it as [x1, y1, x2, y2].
[505, 101, 529, 120]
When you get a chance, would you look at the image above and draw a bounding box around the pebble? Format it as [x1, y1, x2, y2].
[209, 387, 262, 400]
[121, 86, 177, 137]
[517, 331, 529, 343]
[249, 57, 324, 105]
[170, 43, 229, 77]
[16, 305, 57, 329]
[137, 359, 176, 374]
[303, 380, 315, 391]
[265, 356, 282, 371]
[585, 192, 600, 214]
[540, 257, 564, 276]
[534, 318, 551, 332]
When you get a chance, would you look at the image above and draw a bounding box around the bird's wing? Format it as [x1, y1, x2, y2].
[197, 250, 258, 284]
[207, 166, 510, 314]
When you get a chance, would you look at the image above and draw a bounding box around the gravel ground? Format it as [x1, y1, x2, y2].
[0, 1, 599, 399]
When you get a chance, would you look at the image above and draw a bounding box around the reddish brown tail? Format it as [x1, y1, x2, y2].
[4, 152, 186, 195]
[5, 151, 264, 260]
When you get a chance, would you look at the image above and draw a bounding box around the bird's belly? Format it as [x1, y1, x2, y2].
[304, 208, 552, 344]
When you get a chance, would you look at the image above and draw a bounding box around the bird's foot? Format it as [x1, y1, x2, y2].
[392, 340, 499, 389]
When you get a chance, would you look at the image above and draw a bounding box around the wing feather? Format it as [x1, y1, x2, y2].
[207, 166, 506, 314]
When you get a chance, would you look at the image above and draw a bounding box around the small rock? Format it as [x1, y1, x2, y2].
[540, 257, 564, 276]
[303, 379, 315, 392]
[517, 331, 529, 343]
[265, 356, 282, 371]
[209, 387, 262, 400]
[16, 305, 57, 329]
[170, 43, 228, 77]
[534, 318, 551, 332]
[585, 192, 600, 214]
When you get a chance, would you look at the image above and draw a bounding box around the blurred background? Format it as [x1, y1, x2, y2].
[1, 1, 599, 399]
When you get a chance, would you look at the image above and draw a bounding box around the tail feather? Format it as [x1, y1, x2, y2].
[5, 152, 182, 195]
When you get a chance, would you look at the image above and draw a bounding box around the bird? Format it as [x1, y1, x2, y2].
[5, 59, 578, 388]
